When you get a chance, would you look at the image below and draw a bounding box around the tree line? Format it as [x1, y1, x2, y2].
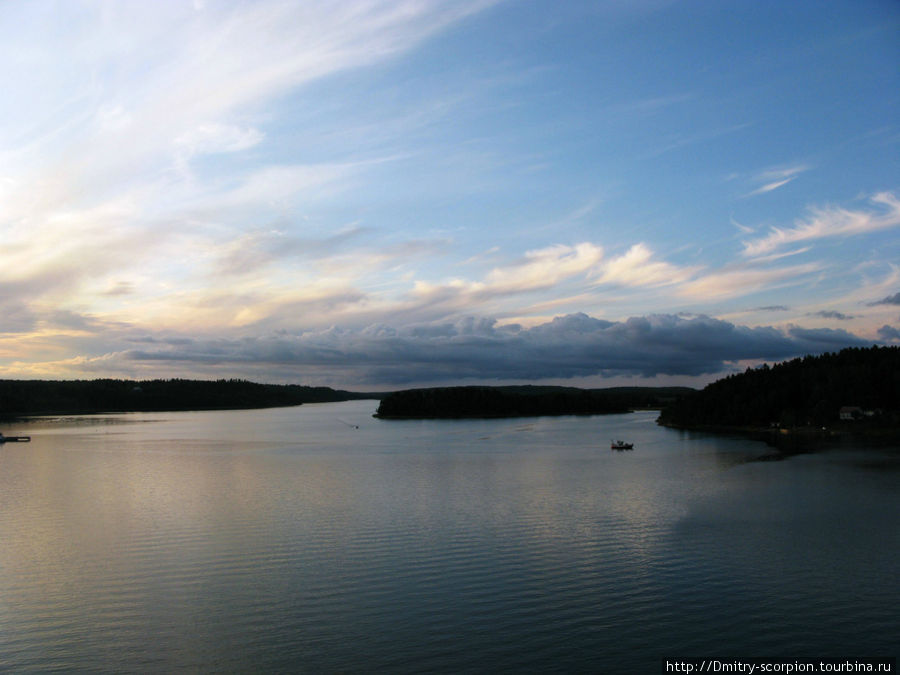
[375, 385, 692, 419]
[0, 378, 375, 417]
[657, 346, 900, 430]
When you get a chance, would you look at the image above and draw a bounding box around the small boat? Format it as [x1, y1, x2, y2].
[0, 432, 31, 443]
[610, 440, 633, 450]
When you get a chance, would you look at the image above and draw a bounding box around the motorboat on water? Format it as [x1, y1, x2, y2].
[610, 440, 633, 450]
[0, 432, 30, 443]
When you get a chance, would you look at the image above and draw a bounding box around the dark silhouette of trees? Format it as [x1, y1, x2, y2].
[0, 378, 376, 417]
[658, 346, 900, 430]
[375, 386, 692, 418]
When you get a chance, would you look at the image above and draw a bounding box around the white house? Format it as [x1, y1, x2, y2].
[839, 406, 862, 421]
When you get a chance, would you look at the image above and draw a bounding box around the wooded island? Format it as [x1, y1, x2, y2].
[375, 385, 692, 419]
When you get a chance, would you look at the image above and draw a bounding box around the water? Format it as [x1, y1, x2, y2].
[0, 402, 897, 672]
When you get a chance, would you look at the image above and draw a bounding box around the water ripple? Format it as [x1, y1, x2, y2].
[1, 405, 897, 672]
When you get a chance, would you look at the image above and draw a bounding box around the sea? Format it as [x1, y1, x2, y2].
[0, 401, 897, 673]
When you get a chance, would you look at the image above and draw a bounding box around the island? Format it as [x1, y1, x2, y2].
[374, 385, 693, 419]
[657, 346, 900, 447]
[0, 378, 381, 418]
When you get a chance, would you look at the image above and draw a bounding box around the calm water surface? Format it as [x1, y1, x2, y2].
[0, 402, 897, 672]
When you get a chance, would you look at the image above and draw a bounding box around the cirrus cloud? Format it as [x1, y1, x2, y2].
[742, 192, 900, 257]
[744, 164, 811, 197]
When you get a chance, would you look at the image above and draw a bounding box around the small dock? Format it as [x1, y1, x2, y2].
[0, 434, 30, 443]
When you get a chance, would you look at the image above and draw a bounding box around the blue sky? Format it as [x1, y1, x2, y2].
[1, 0, 898, 388]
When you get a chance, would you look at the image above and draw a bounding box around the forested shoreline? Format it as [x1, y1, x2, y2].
[0, 379, 378, 417]
[6, 347, 897, 432]
[657, 346, 900, 434]
[375, 385, 693, 419]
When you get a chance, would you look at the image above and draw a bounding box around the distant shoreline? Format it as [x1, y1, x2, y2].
[0, 378, 382, 420]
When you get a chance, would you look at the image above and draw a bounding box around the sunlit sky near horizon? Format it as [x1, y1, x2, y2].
[1, 0, 898, 389]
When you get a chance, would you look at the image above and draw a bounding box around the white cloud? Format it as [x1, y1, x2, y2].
[0, 196, 158, 301]
[485, 242, 605, 292]
[744, 164, 810, 197]
[176, 123, 264, 156]
[597, 243, 698, 287]
[410, 242, 605, 306]
[742, 192, 900, 257]
[410, 242, 699, 314]
[680, 262, 821, 300]
[730, 216, 755, 234]
[212, 163, 361, 208]
[751, 177, 793, 195]
[0, 0, 498, 289]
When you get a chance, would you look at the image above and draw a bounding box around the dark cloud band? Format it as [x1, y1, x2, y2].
[122, 312, 873, 385]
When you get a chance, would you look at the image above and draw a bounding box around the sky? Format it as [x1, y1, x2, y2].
[1, 0, 898, 390]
